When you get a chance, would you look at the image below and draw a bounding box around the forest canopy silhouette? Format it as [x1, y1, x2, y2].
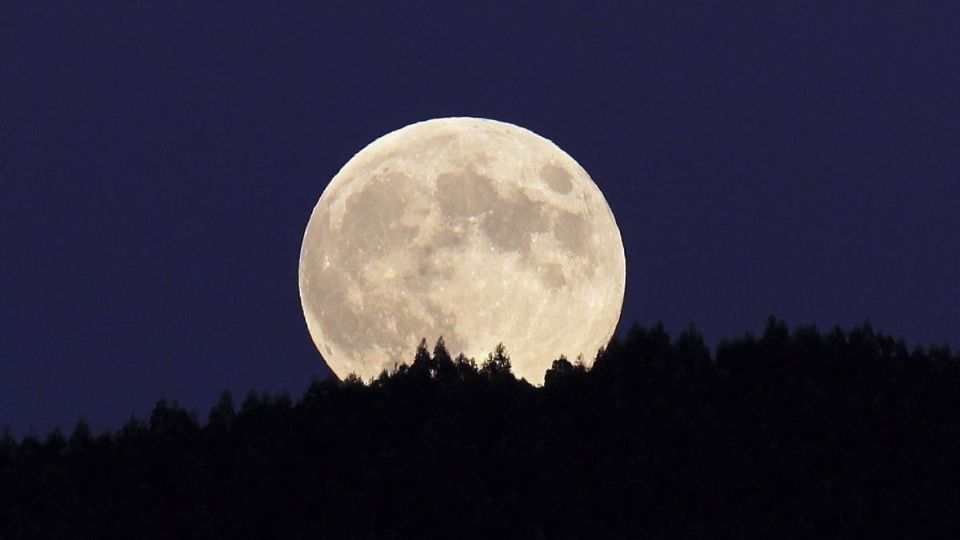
[2, 318, 959, 538]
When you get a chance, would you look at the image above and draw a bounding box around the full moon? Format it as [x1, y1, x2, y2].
[299, 117, 625, 384]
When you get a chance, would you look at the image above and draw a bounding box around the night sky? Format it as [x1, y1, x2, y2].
[3, 3, 958, 436]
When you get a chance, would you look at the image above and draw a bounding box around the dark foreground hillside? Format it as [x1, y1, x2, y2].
[2, 318, 959, 539]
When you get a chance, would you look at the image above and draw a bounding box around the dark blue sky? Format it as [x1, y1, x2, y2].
[3, 3, 958, 436]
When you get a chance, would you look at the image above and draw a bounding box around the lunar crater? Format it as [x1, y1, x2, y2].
[541, 163, 574, 194]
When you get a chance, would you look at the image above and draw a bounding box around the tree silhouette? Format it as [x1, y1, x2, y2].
[432, 336, 456, 381]
[480, 342, 512, 380]
[0, 427, 15, 457]
[544, 355, 586, 389]
[1, 319, 959, 538]
[208, 390, 236, 429]
[68, 418, 93, 452]
[411, 337, 433, 376]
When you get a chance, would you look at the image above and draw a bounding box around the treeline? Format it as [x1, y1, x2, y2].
[2, 318, 959, 538]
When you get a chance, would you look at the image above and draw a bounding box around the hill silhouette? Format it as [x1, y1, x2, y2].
[2, 318, 959, 538]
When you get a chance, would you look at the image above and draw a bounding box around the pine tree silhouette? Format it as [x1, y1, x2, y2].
[1, 321, 958, 538]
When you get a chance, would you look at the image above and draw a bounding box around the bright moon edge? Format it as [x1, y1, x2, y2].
[299, 117, 626, 385]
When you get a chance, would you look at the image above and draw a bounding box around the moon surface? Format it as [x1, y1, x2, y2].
[299, 117, 625, 384]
